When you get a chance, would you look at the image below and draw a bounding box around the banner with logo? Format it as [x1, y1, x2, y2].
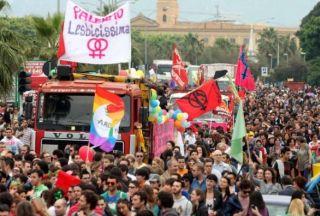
[89, 86, 124, 152]
[60, 0, 131, 64]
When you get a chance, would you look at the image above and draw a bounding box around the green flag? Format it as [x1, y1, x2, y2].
[230, 101, 246, 163]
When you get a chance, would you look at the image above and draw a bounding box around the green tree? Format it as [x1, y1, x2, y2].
[182, 33, 204, 64]
[0, 1, 24, 95]
[272, 56, 308, 82]
[301, 2, 320, 26]
[32, 13, 63, 59]
[307, 57, 320, 86]
[257, 28, 278, 58]
[297, 17, 320, 60]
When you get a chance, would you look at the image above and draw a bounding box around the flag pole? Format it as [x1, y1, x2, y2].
[85, 141, 91, 174]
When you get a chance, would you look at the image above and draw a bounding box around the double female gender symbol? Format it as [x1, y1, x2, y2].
[87, 38, 109, 59]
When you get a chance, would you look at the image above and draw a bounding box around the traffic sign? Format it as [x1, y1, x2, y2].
[261, 67, 268, 77]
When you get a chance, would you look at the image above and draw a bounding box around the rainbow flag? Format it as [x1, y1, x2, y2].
[89, 86, 124, 152]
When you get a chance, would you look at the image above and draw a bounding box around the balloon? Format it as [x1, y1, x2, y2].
[162, 110, 167, 115]
[177, 113, 184, 121]
[79, 146, 94, 162]
[185, 122, 191, 128]
[136, 70, 145, 78]
[150, 89, 157, 100]
[158, 116, 163, 123]
[182, 113, 189, 120]
[156, 106, 161, 113]
[182, 120, 189, 128]
[148, 116, 155, 122]
[167, 109, 174, 118]
[150, 107, 157, 114]
[162, 115, 167, 123]
[174, 120, 182, 128]
[173, 110, 179, 120]
[150, 100, 160, 108]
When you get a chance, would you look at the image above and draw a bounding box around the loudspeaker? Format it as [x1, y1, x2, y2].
[57, 65, 73, 80]
[25, 96, 33, 103]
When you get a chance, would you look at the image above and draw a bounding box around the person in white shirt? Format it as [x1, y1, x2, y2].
[211, 150, 232, 175]
[172, 179, 192, 216]
[15, 119, 34, 148]
[1, 127, 23, 155]
[184, 128, 196, 145]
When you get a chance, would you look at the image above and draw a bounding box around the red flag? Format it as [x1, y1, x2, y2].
[235, 46, 256, 91]
[55, 170, 81, 195]
[171, 45, 188, 89]
[57, 24, 65, 59]
[57, 24, 77, 72]
[176, 80, 222, 120]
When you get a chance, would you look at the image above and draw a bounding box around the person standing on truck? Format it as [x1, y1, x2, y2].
[1, 127, 23, 155]
[158, 87, 168, 111]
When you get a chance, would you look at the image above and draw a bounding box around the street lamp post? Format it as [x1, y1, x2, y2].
[284, 53, 288, 65]
[268, 53, 273, 69]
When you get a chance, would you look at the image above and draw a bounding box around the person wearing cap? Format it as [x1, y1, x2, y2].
[149, 174, 161, 189]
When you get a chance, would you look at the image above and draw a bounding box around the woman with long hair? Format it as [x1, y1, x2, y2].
[150, 157, 164, 175]
[218, 177, 242, 216]
[116, 199, 133, 216]
[296, 137, 312, 179]
[248, 191, 269, 216]
[16, 201, 36, 216]
[259, 168, 281, 194]
[287, 199, 305, 216]
[190, 189, 208, 216]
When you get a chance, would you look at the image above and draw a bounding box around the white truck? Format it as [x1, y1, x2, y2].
[152, 60, 173, 82]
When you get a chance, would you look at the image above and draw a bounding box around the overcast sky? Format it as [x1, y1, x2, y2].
[4, 0, 319, 27]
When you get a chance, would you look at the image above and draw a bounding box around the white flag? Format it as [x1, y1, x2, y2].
[61, 0, 131, 65]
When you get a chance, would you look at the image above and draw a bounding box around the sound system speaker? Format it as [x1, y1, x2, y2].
[25, 96, 33, 103]
[57, 65, 73, 80]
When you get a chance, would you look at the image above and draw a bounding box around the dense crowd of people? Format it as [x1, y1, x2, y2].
[0, 84, 320, 216]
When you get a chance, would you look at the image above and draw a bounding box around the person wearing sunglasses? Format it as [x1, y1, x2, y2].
[234, 179, 255, 216]
[101, 175, 128, 215]
[134, 152, 147, 170]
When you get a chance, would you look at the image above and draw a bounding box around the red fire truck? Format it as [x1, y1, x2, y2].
[33, 77, 144, 154]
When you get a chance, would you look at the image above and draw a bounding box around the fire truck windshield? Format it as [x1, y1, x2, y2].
[36, 93, 131, 132]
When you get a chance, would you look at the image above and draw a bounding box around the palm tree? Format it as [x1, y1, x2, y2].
[257, 28, 278, 58]
[32, 13, 63, 59]
[0, 0, 24, 95]
[0, 0, 9, 11]
[183, 33, 204, 64]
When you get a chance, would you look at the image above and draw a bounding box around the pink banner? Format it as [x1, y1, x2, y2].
[153, 119, 174, 157]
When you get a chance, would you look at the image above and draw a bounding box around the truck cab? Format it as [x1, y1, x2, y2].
[34, 79, 142, 154]
[152, 60, 172, 82]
